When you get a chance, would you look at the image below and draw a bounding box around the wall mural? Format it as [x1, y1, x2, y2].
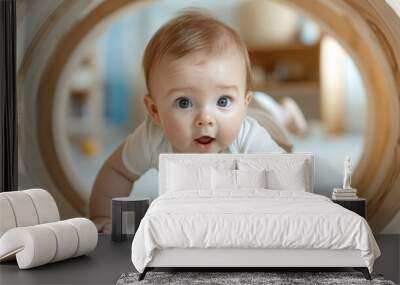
[17, 0, 400, 233]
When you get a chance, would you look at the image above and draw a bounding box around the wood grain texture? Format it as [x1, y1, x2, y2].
[288, 0, 400, 231]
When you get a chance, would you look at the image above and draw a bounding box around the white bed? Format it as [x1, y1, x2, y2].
[131, 153, 380, 280]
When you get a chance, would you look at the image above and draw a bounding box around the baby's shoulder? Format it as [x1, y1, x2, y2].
[228, 116, 260, 152]
[122, 117, 171, 175]
[239, 116, 263, 136]
[125, 117, 166, 150]
[144, 117, 175, 153]
[144, 116, 165, 142]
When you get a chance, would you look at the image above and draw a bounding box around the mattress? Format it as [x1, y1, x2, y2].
[131, 189, 380, 273]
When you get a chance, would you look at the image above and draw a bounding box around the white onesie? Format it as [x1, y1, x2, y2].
[122, 115, 283, 176]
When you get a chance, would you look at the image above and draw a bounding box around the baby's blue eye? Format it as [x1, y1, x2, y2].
[217, 96, 231, 108]
[175, 97, 192, 109]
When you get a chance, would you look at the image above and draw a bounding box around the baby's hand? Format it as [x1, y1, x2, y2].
[91, 217, 112, 234]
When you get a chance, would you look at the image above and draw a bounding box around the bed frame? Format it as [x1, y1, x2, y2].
[140, 248, 371, 280]
[139, 153, 371, 281]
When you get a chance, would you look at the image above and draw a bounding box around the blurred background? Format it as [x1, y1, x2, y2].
[58, 0, 366, 202]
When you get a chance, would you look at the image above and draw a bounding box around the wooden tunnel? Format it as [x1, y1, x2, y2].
[17, 0, 400, 232]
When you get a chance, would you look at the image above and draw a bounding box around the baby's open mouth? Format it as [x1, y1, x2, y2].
[194, 136, 215, 145]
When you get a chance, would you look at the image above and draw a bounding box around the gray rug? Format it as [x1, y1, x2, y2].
[116, 271, 396, 285]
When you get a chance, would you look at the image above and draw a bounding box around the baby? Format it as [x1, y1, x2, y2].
[89, 10, 284, 233]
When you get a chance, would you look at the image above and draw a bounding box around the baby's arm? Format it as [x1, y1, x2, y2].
[89, 142, 139, 233]
[239, 116, 288, 153]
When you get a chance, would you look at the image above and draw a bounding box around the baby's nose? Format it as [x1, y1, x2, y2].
[195, 113, 215, 128]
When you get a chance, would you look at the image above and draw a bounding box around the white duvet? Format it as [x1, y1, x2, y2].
[131, 190, 380, 273]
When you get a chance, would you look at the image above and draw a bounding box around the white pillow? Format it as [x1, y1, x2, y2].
[236, 169, 268, 189]
[237, 159, 310, 192]
[212, 169, 268, 190]
[212, 168, 236, 190]
[167, 163, 212, 191]
[267, 162, 307, 191]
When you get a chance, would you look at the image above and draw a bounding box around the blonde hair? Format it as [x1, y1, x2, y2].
[142, 9, 252, 93]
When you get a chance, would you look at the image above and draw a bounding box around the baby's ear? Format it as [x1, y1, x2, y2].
[245, 91, 253, 106]
[144, 95, 161, 125]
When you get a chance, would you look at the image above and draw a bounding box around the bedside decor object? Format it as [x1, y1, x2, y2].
[332, 198, 366, 218]
[112, 197, 150, 242]
[332, 156, 358, 200]
[332, 188, 358, 200]
[0, 189, 97, 269]
[343, 156, 353, 190]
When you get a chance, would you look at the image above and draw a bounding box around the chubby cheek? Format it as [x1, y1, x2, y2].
[218, 118, 242, 147]
[159, 111, 193, 149]
[217, 111, 244, 147]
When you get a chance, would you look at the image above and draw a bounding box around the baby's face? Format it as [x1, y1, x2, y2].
[145, 48, 251, 153]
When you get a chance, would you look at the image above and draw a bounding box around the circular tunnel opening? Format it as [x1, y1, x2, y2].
[18, 0, 399, 232]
